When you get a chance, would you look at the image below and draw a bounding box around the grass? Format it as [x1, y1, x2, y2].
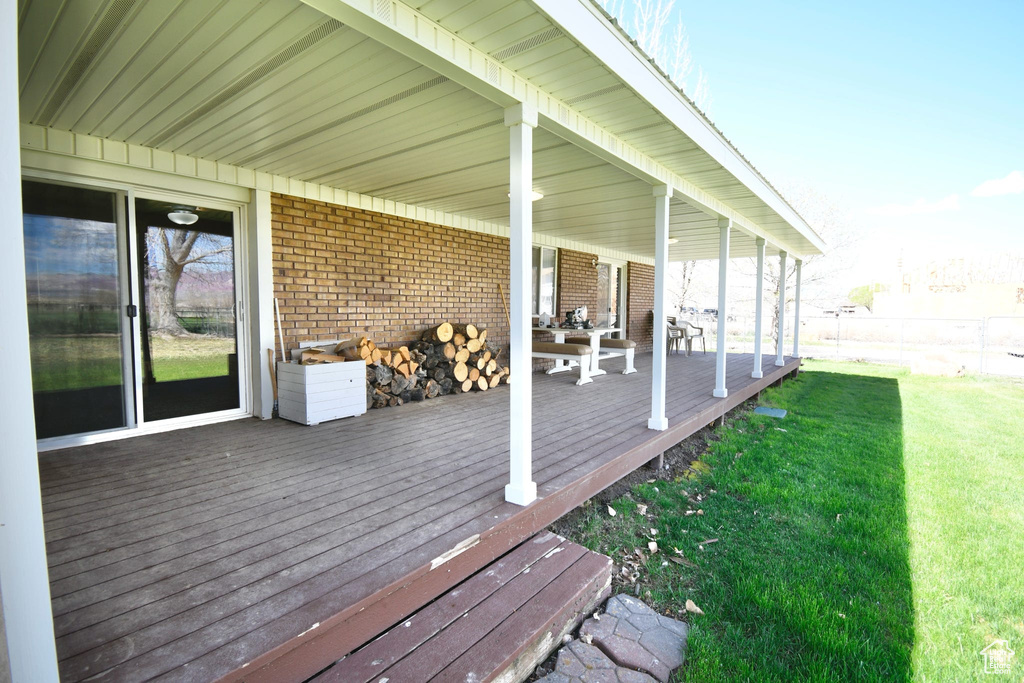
[558, 360, 1024, 681]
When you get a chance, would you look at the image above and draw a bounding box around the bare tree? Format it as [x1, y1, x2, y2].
[597, 0, 712, 113]
[742, 185, 858, 354]
[668, 259, 696, 312]
[145, 228, 231, 336]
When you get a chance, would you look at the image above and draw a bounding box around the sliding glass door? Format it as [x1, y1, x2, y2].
[596, 262, 624, 336]
[22, 180, 131, 439]
[22, 179, 245, 443]
[135, 199, 240, 421]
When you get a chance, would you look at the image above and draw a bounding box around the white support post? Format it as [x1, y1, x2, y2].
[0, 0, 61, 677]
[775, 251, 788, 366]
[247, 189, 276, 419]
[751, 238, 766, 379]
[713, 218, 731, 398]
[504, 103, 538, 506]
[648, 185, 671, 431]
[793, 259, 802, 358]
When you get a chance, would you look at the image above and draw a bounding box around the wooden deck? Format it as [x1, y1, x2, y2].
[39, 351, 799, 682]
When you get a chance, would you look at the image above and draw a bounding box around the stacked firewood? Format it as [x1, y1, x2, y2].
[334, 322, 510, 409]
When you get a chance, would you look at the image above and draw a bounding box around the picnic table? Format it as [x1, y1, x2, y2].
[532, 326, 622, 378]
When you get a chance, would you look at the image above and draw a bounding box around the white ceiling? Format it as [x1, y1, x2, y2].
[18, 0, 819, 260]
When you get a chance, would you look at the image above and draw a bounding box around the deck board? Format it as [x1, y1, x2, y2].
[39, 351, 799, 681]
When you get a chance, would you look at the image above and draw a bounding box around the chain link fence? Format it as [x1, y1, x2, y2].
[686, 314, 1024, 377]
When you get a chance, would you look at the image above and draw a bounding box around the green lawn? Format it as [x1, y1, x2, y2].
[558, 360, 1024, 681]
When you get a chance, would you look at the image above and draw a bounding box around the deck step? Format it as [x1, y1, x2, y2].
[313, 532, 612, 683]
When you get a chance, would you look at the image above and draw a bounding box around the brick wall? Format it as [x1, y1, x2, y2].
[271, 192, 656, 368]
[555, 249, 598, 318]
[271, 193, 509, 357]
[627, 261, 655, 352]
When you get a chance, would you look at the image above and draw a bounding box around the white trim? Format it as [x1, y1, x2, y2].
[131, 188, 252, 424]
[532, 244, 558, 317]
[0, 0, 60, 674]
[36, 411, 251, 453]
[114, 190, 136, 429]
[596, 258, 627, 338]
[21, 125, 653, 266]
[22, 170, 253, 449]
[248, 189, 276, 419]
[125, 187, 144, 427]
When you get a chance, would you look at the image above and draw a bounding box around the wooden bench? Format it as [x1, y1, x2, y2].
[532, 341, 593, 385]
[566, 337, 637, 375]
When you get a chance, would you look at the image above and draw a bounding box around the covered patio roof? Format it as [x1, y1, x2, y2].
[5, 1, 827, 679]
[18, 0, 824, 261]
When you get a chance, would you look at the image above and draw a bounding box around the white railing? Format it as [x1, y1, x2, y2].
[680, 314, 1024, 377]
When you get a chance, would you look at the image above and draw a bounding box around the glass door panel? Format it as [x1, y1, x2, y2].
[595, 263, 622, 336]
[596, 263, 611, 327]
[135, 199, 239, 421]
[22, 180, 129, 439]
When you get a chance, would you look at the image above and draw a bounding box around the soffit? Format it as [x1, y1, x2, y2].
[18, 0, 796, 260]
[411, 0, 823, 258]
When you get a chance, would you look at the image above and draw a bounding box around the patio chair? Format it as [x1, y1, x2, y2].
[681, 321, 705, 356]
[666, 317, 684, 355]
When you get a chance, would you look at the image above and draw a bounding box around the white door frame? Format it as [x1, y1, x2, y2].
[596, 256, 627, 338]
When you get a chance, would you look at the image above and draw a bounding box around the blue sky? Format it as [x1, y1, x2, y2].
[664, 0, 1024, 279]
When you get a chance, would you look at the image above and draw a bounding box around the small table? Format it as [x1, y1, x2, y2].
[532, 327, 622, 378]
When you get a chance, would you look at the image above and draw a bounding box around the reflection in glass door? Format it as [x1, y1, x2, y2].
[596, 263, 621, 334]
[22, 181, 130, 439]
[135, 199, 240, 421]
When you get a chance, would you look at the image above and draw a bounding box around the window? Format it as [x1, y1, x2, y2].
[532, 246, 556, 316]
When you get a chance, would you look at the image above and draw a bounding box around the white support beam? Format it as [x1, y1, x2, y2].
[793, 259, 803, 358]
[298, 0, 812, 258]
[0, 0, 60, 678]
[713, 218, 730, 398]
[504, 103, 538, 507]
[776, 251, 788, 366]
[247, 189, 275, 419]
[648, 185, 671, 431]
[752, 238, 766, 379]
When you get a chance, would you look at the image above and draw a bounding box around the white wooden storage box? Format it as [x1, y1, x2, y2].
[277, 360, 366, 425]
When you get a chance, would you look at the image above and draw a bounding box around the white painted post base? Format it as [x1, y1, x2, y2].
[504, 481, 538, 506]
[752, 370, 763, 379]
[647, 417, 668, 430]
[713, 388, 728, 398]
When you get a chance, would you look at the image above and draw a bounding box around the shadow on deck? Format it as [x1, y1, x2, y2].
[39, 351, 799, 681]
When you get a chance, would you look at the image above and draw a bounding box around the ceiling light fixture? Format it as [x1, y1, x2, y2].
[168, 210, 199, 226]
[507, 191, 544, 202]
